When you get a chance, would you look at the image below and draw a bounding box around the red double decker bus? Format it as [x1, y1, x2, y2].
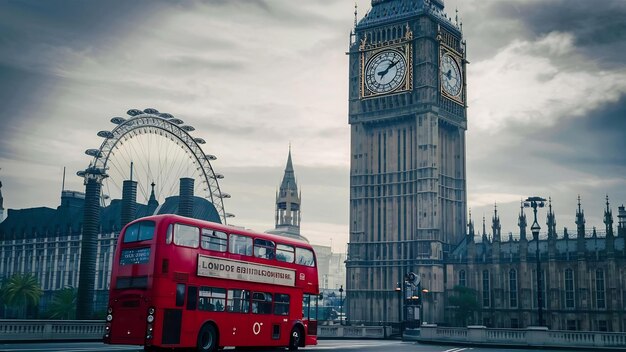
[104, 214, 319, 351]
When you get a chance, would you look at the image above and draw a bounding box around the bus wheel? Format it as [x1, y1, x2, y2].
[197, 324, 218, 352]
[288, 327, 302, 351]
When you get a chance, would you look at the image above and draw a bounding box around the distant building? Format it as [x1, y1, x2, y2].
[266, 149, 346, 292]
[266, 147, 306, 243]
[445, 197, 626, 332]
[0, 180, 221, 318]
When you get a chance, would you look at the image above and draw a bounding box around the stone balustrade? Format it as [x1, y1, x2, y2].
[0, 320, 389, 342]
[419, 324, 626, 349]
[318, 324, 391, 339]
[0, 320, 104, 341]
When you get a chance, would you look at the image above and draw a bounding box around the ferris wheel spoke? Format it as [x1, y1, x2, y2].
[87, 111, 228, 224]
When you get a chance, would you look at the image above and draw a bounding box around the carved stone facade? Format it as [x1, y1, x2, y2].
[446, 198, 626, 332]
[346, 0, 467, 324]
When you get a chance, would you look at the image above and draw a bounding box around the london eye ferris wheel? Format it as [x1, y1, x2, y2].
[78, 108, 232, 224]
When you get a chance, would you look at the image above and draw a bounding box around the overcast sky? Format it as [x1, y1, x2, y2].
[0, 0, 625, 251]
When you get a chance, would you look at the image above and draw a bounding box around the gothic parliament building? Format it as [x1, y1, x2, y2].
[345, 0, 626, 332]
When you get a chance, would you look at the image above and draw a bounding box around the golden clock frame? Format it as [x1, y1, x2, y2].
[439, 43, 464, 105]
[359, 27, 413, 99]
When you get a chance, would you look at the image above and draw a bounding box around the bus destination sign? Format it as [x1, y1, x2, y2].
[197, 254, 296, 287]
[120, 247, 151, 265]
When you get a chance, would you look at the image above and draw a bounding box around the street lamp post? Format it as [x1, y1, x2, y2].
[339, 285, 344, 326]
[524, 196, 546, 326]
[395, 282, 402, 335]
[421, 288, 429, 325]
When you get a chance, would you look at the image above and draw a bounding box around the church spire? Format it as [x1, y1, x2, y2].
[275, 147, 302, 236]
[147, 182, 159, 213]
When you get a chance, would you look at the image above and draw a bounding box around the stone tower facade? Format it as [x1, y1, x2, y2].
[346, 0, 467, 324]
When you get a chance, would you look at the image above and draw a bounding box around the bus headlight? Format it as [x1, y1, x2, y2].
[106, 314, 113, 322]
[148, 307, 155, 315]
[147, 314, 154, 323]
[107, 307, 113, 314]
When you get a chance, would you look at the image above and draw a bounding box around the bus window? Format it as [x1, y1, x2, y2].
[295, 247, 315, 267]
[254, 239, 275, 260]
[173, 224, 199, 248]
[252, 292, 273, 314]
[187, 286, 198, 310]
[226, 289, 250, 313]
[123, 221, 155, 243]
[199, 287, 226, 312]
[229, 234, 252, 256]
[274, 294, 290, 316]
[276, 244, 295, 263]
[201, 229, 227, 252]
[176, 283, 185, 307]
[302, 294, 320, 320]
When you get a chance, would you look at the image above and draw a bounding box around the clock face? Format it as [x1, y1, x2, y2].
[440, 53, 462, 97]
[364, 50, 407, 95]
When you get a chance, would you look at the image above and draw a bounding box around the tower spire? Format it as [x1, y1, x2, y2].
[547, 197, 557, 239]
[275, 146, 301, 236]
[604, 195, 614, 238]
[492, 202, 501, 242]
[518, 199, 527, 241]
[576, 195, 586, 238]
[467, 208, 475, 240]
[354, 2, 358, 30]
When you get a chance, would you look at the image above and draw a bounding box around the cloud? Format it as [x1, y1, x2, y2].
[470, 31, 626, 132]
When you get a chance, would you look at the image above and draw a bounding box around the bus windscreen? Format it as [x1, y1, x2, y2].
[123, 221, 155, 243]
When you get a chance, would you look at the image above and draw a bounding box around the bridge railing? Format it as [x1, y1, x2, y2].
[0, 319, 389, 342]
[0, 320, 104, 341]
[318, 323, 391, 339]
[419, 324, 626, 349]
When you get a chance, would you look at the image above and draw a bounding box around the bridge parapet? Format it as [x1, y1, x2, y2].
[0, 320, 104, 342]
[318, 324, 391, 339]
[419, 324, 626, 349]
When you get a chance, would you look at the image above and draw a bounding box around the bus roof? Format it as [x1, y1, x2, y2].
[126, 214, 316, 251]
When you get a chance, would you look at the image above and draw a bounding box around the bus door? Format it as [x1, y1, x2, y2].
[250, 291, 275, 344]
[272, 293, 291, 342]
[223, 289, 252, 345]
[160, 282, 190, 345]
[302, 294, 319, 342]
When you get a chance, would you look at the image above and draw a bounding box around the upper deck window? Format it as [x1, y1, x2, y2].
[201, 229, 228, 252]
[276, 244, 295, 263]
[254, 239, 275, 260]
[123, 221, 155, 243]
[174, 224, 199, 248]
[229, 234, 252, 256]
[295, 247, 315, 267]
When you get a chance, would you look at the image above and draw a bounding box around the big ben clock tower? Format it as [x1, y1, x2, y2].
[346, 0, 467, 324]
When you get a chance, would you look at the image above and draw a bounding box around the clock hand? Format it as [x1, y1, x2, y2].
[377, 61, 398, 78]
